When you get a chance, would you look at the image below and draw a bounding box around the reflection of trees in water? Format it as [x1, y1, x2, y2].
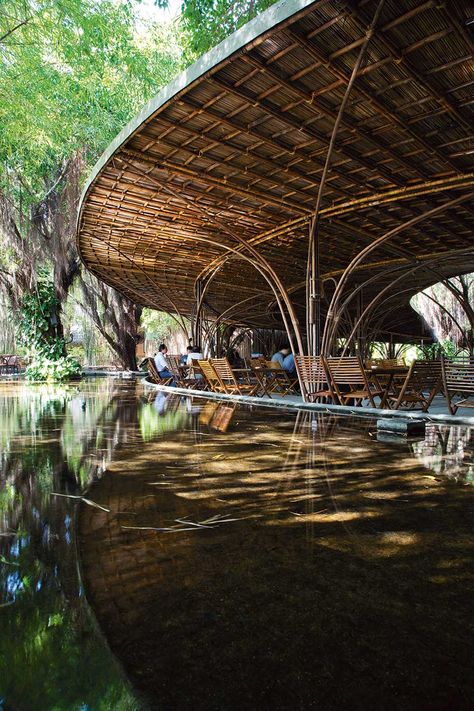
[410, 425, 474, 483]
[0, 380, 143, 710]
[1, 381, 137, 545]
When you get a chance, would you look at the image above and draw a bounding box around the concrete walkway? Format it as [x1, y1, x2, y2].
[144, 380, 474, 427]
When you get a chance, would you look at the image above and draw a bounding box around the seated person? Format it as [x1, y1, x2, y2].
[180, 346, 193, 366]
[228, 348, 245, 368]
[154, 343, 174, 382]
[282, 352, 295, 376]
[187, 345, 204, 379]
[271, 346, 291, 367]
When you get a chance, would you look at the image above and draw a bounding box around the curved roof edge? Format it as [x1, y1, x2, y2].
[77, 0, 316, 224]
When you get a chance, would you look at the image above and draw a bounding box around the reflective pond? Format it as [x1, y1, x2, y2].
[1, 379, 473, 710]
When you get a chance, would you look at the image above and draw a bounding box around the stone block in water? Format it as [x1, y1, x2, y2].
[376, 418, 426, 438]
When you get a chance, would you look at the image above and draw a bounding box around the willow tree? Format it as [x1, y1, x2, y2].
[413, 275, 474, 356]
[0, 0, 185, 368]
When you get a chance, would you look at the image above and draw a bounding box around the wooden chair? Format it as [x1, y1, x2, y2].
[210, 403, 236, 432]
[294, 355, 334, 402]
[167, 355, 201, 389]
[385, 360, 442, 411]
[249, 356, 266, 368]
[146, 358, 174, 386]
[210, 358, 261, 396]
[441, 358, 474, 414]
[263, 359, 299, 396]
[324, 356, 384, 407]
[197, 360, 226, 393]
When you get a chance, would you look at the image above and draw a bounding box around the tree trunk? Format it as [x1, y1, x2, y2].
[77, 272, 143, 370]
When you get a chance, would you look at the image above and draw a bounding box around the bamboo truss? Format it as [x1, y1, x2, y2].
[76, 0, 473, 371]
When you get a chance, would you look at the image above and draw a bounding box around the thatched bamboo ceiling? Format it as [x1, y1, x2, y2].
[77, 0, 474, 336]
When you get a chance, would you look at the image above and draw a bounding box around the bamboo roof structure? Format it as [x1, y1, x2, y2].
[77, 0, 474, 341]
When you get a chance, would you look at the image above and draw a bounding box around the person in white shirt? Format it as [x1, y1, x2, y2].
[187, 346, 203, 379]
[186, 346, 203, 366]
[154, 344, 174, 380]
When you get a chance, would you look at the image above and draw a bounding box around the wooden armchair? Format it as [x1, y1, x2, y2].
[146, 358, 174, 386]
[197, 360, 225, 393]
[167, 355, 201, 389]
[263, 360, 298, 396]
[385, 360, 442, 411]
[209, 403, 236, 432]
[294, 356, 334, 402]
[210, 358, 261, 396]
[441, 358, 474, 414]
[324, 356, 384, 407]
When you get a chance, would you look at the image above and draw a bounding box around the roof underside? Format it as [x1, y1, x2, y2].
[77, 0, 474, 339]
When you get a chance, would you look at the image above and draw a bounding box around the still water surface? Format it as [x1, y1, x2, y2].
[1, 379, 473, 710]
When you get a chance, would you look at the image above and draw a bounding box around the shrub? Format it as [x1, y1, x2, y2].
[25, 355, 81, 383]
[17, 275, 81, 382]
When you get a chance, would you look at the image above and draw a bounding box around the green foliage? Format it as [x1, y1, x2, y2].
[17, 279, 64, 358]
[417, 340, 458, 361]
[1, 0, 186, 207]
[25, 354, 81, 382]
[17, 276, 81, 380]
[179, 0, 278, 56]
[141, 308, 184, 342]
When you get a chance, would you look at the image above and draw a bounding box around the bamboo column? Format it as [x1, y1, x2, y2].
[194, 278, 204, 349]
[306, 0, 387, 357]
[321, 192, 474, 356]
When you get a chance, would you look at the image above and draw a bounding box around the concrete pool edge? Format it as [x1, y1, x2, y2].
[144, 379, 474, 427]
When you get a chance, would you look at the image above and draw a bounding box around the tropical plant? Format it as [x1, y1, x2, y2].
[25, 355, 81, 382]
[16, 275, 81, 380]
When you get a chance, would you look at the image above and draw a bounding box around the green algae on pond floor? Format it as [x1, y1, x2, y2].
[78, 398, 474, 711]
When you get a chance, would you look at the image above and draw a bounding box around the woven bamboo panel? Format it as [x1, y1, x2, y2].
[77, 0, 474, 336]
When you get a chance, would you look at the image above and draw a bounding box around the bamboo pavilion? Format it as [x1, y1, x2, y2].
[76, 0, 474, 357]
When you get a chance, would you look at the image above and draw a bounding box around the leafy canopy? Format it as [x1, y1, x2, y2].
[178, 0, 278, 56]
[1, 0, 186, 205]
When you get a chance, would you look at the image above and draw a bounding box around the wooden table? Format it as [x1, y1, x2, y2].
[234, 367, 270, 397]
[250, 365, 294, 397]
[366, 366, 409, 408]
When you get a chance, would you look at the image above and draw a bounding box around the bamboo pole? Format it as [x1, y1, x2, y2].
[306, 0, 387, 358]
[336, 247, 474, 358]
[116, 155, 306, 359]
[322, 191, 474, 355]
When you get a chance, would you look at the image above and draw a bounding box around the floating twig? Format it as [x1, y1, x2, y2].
[0, 555, 19, 567]
[0, 599, 15, 608]
[174, 518, 212, 528]
[51, 493, 110, 513]
[121, 511, 245, 534]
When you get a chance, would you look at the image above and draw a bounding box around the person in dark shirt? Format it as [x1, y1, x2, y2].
[180, 346, 193, 365]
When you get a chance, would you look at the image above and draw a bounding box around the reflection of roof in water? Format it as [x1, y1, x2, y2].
[78, 403, 474, 708]
[77, 0, 474, 337]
